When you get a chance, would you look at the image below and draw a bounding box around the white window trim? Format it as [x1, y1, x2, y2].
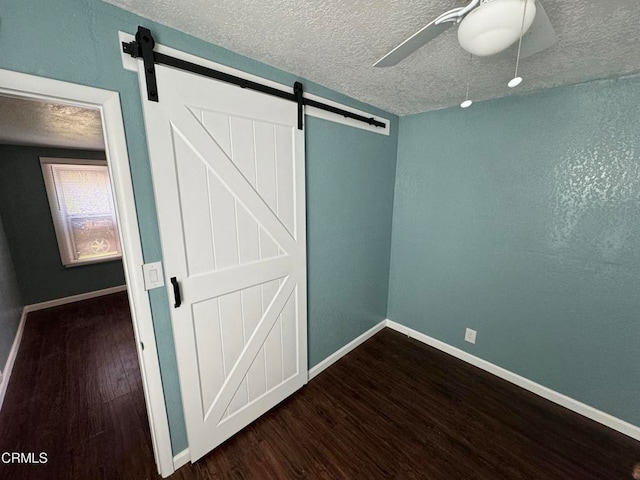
[40, 157, 123, 267]
[0, 68, 175, 476]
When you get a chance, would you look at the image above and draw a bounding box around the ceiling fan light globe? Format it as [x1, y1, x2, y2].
[458, 0, 537, 57]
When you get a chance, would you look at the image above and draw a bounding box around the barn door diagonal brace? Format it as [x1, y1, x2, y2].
[122, 26, 386, 131]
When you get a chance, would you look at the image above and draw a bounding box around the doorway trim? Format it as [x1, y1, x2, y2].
[0, 69, 175, 477]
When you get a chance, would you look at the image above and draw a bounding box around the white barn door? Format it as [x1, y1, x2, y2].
[139, 64, 307, 462]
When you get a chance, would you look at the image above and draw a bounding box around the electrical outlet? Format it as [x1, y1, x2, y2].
[464, 328, 477, 344]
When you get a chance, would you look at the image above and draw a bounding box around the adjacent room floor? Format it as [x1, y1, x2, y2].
[1, 294, 638, 479]
[0, 293, 155, 480]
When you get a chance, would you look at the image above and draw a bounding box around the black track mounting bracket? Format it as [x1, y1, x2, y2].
[122, 26, 159, 102]
[294, 82, 304, 131]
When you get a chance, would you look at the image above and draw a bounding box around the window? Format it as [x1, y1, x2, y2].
[40, 158, 122, 267]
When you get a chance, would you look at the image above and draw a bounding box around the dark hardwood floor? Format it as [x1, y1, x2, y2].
[0, 292, 156, 480]
[1, 295, 639, 479]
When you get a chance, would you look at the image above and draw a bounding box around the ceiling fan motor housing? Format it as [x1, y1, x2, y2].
[458, 0, 537, 56]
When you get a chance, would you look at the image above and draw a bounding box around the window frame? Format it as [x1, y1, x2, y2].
[40, 157, 122, 267]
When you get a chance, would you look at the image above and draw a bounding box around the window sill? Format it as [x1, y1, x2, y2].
[63, 255, 123, 268]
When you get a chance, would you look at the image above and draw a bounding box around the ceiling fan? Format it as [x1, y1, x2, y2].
[373, 0, 558, 68]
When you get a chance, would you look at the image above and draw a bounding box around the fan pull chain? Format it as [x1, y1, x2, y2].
[461, 53, 473, 108]
[509, 0, 528, 88]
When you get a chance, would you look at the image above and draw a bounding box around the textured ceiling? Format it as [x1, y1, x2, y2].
[0, 95, 104, 150]
[104, 0, 640, 115]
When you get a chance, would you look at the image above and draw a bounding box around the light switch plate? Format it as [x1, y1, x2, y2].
[142, 261, 164, 290]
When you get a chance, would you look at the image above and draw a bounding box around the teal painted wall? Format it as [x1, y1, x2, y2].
[0, 146, 126, 304]
[388, 75, 640, 427]
[0, 213, 23, 368]
[0, 0, 398, 453]
[306, 116, 397, 366]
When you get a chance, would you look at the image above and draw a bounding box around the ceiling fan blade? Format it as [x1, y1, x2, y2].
[519, 1, 558, 58]
[373, 19, 453, 68]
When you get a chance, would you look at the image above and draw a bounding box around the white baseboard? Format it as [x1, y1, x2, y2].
[308, 320, 387, 381]
[24, 285, 127, 313]
[385, 319, 640, 442]
[173, 448, 190, 470]
[0, 308, 28, 411]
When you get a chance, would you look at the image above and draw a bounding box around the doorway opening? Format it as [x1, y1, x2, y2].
[0, 69, 174, 477]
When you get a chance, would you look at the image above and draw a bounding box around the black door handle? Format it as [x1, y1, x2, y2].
[170, 277, 182, 308]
